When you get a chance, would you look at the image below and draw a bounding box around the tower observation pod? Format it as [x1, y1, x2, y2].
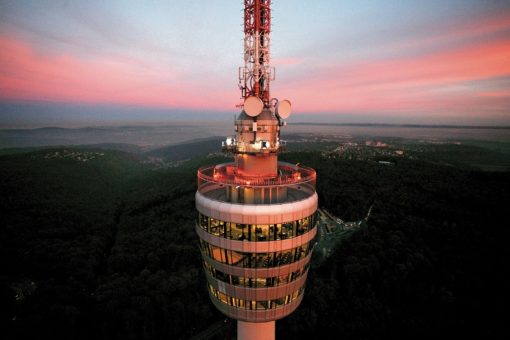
[195, 1, 318, 339]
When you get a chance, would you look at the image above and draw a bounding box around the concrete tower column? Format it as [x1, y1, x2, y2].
[238, 321, 275, 340]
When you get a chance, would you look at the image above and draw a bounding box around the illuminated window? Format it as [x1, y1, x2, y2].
[207, 285, 306, 310]
[198, 213, 316, 242]
[199, 239, 314, 269]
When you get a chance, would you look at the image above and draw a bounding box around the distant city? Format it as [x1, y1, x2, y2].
[1, 122, 509, 151]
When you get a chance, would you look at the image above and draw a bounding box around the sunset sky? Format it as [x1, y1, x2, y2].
[1, 0, 509, 126]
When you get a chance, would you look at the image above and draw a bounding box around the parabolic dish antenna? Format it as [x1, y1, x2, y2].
[276, 99, 292, 119]
[244, 96, 264, 117]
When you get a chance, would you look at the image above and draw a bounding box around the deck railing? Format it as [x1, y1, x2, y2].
[197, 162, 316, 203]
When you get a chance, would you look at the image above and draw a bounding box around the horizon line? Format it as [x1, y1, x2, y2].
[1, 121, 510, 131]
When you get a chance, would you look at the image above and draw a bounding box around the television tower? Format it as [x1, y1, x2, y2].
[195, 1, 318, 339]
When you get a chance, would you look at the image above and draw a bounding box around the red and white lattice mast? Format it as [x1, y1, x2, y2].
[196, 1, 318, 339]
[239, 0, 273, 103]
[238, 0, 291, 121]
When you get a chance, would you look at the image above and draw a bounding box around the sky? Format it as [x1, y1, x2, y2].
[0, 0, 509, 126]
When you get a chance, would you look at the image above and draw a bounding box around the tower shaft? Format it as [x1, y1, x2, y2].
[195, 2, 317, 340]
[238, 321, 275, 340]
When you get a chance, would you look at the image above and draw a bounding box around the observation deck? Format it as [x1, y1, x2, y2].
[197, 162, 316, 205]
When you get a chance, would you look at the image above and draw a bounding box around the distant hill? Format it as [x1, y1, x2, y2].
[145, 137, 224, 161]
[0, 124, 231, 149]
[76, 143, 145, 154]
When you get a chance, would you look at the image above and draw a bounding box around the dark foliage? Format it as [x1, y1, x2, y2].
[0, 150, 216, 340]
[1, 147, 509, 340]
[145, 138, 224, 162]
[278, 152, 510, 339]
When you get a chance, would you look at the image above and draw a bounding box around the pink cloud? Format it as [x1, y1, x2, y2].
[444, 11, 510, 40]
[1, 10, 509, 122]
[272, 58, 302, 66]
[274, 32, 510, 116]
[0, 35, 234, 110]
[478, 91, 510, 98]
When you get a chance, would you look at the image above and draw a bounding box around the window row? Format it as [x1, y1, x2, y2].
[198, 213, 316, 241]
[199, 239, 314, 268]
[209, 284, 304, 310]
[204, 261, 309, 288]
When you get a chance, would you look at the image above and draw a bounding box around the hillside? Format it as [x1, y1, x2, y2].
[145, 137, 224, 161]
[279, 152, 510, 339]
[1, 145, 509, 339]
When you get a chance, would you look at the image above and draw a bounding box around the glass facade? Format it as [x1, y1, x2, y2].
[204, 261, 309, 288]
[208, 284, 304, 310]
[199, 238, 313, 268]
[198, 213, 316, 241]
[196, 176, 317, 320]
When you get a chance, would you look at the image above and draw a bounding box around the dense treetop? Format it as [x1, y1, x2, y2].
[1, 145, 509, 339]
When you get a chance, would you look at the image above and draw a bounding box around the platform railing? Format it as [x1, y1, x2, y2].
[198, 162, 316, 188]
[197, 162, 316, 204]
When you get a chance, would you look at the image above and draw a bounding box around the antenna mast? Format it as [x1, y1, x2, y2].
[239, 0, 274, 105]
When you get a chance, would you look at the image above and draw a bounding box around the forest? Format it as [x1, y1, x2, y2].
[1, 145, 509, 339]
[278, 152, 509, 339]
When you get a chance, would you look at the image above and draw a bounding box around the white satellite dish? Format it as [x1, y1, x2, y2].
[244, 96, 264, 117]
[276, 99, 292, 119]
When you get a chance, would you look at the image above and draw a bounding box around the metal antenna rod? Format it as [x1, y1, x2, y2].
[239, 0, 274, 106]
